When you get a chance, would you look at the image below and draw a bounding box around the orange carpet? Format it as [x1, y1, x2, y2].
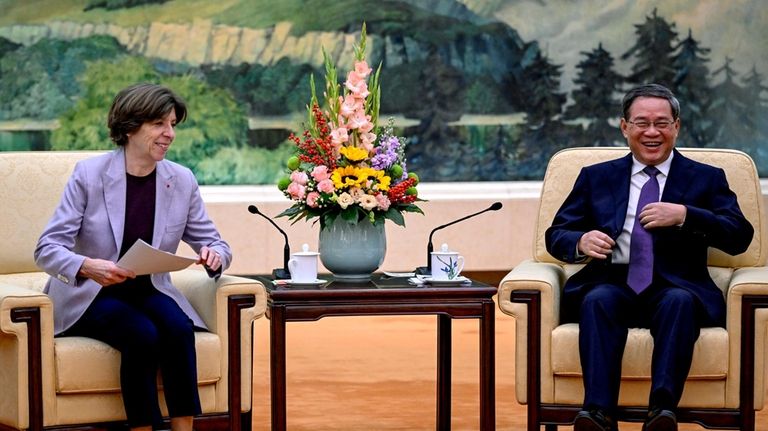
[249, 300, 767, 430]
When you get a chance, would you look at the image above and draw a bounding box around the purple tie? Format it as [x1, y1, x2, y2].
[627, 166, 660, 294]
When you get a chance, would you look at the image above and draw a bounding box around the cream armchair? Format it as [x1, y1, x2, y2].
[498, 147, 768, 430]
[0, 151, 267, 431]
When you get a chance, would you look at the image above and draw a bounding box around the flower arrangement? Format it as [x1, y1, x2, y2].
[277, 25, 423, 229]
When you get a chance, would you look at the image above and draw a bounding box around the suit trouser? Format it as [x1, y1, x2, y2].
[578, 279, 711, 414]
[63, 282, 202, 428]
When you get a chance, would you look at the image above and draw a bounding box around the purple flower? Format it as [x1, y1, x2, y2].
[372, 135, 401, 170]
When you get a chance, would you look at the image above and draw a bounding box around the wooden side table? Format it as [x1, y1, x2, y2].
[257, 275, 498, 431]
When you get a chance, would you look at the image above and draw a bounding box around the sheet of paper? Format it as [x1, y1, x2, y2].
[117, 239, 198, 275]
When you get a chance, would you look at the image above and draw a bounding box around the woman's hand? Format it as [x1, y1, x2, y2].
[78, 257, 136, 286]
[198, 246, 222, 271]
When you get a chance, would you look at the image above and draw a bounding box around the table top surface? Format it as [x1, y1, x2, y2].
[246, 274, 497, 301]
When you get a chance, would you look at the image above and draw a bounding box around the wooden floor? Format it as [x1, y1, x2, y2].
[249, 297, 768, 430]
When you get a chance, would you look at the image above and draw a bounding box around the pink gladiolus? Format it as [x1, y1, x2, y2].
[306, 192, 320, 208]
[340, 94, 363, 118]
[311, 165, 331, 181]
[354, 61, 372, 77]
[360, 132, 377, 151]
[317, 179, 335, 193]
[358, 120, 374, 134]
[290, 170, 308, 185]
[330, 127, 349, 145]
[348, 111, 371, 131]
[346, 70, 365, 86]
[345, 77, 370, 99]
[287, 182, 306, 200]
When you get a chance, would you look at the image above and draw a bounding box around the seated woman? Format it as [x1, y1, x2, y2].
[35, 83, 232, 431]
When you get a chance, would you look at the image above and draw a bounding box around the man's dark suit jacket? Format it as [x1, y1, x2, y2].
[545, 149, 754, 326]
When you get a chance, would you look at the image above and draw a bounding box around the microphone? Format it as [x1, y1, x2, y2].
[415, 202, 503, 275]
[247, 205, 291, 280]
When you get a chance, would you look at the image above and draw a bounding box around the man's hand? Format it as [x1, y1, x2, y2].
[198, 246, 222, 271]
[578, 230, 616, 259]
[78, 257, 136, 286]
[638, 202, 687, 229]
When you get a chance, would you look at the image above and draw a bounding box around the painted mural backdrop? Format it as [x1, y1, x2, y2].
[1, 0, 766, 183]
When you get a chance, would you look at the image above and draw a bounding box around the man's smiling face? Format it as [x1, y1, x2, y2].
[620, 96, 680, 166]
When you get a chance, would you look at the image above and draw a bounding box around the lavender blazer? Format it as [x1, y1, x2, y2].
[34, 149, 232, 335]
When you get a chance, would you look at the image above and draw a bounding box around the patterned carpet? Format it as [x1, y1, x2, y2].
[248, 300, 767, 430]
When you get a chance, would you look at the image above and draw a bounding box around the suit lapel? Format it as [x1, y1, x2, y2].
[153, 161, 176, 248]
[662, 150, 696, 203]
[609, 154, 633, 236]
[103, 149, 127, 254]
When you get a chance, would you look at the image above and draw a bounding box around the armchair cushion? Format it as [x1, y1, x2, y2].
[54, 333, 221, 394]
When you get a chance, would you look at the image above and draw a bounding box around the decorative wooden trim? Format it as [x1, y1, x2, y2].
[739, 294, 768, 431]
[227, 294, 256, 431]
[509, 290, 541, 431]
[11, 307, 43, 431]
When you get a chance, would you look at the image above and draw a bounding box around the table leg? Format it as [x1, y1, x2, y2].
[270, 305, 287, 431]
[437, 314, 452, 430]
[480, 300, 496, 430]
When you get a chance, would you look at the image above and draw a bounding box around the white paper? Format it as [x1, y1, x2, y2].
[117, 239, 198, 275]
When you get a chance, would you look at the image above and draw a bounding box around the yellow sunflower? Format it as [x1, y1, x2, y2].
[371, 169, 391, 191]
[339, 145, 369, 162]
[331, 166, 371, 189]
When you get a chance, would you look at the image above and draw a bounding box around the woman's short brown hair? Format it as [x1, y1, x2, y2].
[107, 83, 187, 146]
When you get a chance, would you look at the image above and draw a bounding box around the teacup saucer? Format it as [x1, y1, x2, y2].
[287, 279, 326, 286]
[415, 275, 470, 285]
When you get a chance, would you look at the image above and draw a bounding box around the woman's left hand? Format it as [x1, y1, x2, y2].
[198, 246, 222, 271]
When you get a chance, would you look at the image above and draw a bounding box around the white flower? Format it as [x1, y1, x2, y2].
[338, 192, 354, 209]
[359, 194, 378, 211]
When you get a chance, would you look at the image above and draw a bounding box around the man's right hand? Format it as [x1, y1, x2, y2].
[78, 257, 136, 286]
[578, 230, 616, 260]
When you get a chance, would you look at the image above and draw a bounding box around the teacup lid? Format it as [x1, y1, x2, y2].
[293, 243, 319, 256]
[431, 243, 455, 254]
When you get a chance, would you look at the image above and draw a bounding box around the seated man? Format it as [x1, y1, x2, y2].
[545, 84, 754, 431]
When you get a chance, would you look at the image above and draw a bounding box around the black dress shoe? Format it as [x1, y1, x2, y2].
[574, 409, 619, 431]
[642, 408, 677, 431]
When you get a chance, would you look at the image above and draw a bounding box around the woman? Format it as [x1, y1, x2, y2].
[35, 83, 231, 431]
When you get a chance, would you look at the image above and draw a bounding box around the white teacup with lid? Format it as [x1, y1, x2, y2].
[430, 243, 465, 281]
[288, 243, 320, 283]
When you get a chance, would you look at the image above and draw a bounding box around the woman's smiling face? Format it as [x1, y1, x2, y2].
[126, 110, 177, 163]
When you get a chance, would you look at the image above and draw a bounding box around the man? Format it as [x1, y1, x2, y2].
[545, 84, 754, 431]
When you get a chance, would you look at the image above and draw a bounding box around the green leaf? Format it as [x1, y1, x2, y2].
[341, 206, 359, 222]
[384, 208, 405, 227]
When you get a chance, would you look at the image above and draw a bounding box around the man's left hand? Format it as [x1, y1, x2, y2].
[638, 202, 687, 229]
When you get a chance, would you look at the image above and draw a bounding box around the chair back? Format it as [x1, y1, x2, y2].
[533, 147, 767, 268]
[0, 151, 106, 274]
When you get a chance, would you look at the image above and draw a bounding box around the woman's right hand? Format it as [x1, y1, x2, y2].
[78, 257, 136, 286]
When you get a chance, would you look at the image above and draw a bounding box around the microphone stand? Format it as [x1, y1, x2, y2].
[247, 205, 291, 279]
[415, 202, 503, 275]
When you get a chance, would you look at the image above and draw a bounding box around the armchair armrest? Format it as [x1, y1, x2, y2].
[498, 259, 565, 328]
[0, 283, 56, 431]
[497, 259, 567, 405]
[170, 269, 267, 418]
[171, 270, 267, 333]
[726, 267, 768, 411]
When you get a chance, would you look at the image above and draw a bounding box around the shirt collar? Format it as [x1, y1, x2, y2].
[631, 151, 673, 177]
